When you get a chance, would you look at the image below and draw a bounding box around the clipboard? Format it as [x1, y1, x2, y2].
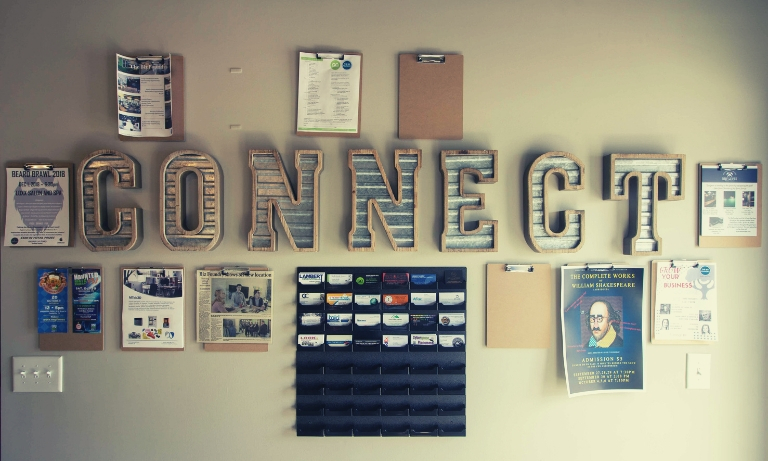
[650, 260, 717, 344]
[202, 266, 269, 352]
[398, 53, 463, 140]
[296, 51, 362, 138]
[118, 55, 185, 142]
[698, 162, 761, 247]
[486, 263, 551, 348]
[39, 266, 104, 351]
[5, 162, 75, 247]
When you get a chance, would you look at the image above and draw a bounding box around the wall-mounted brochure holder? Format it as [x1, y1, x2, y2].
[38, 266, 104, 351]
[698, 162, 761, 248]
[295, 266, 466, 437]
[118, 55, 185, 142]
[486, 263, 551, 348]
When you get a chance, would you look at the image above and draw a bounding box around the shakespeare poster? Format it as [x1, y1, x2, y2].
[561, 264, 645, 397]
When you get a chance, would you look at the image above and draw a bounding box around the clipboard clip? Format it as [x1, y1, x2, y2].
[670, 260, 699, 268]
[504, 264, 534, 272]
[718, 163, 747, 171]
[417, 54, 445, 63]
[316, 53, 345, 60]
[222, 267, 252, 276]
[585, 263, 616, 271]
[24, 163, 53, 170]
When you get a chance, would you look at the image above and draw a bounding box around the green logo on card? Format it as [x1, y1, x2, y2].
[330, 60, 341, 70]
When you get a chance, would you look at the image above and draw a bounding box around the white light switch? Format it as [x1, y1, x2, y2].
[686, 353, 711, 390]
[13, 356, 63, 392]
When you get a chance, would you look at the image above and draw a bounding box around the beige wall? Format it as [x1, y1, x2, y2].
[1, 0, 766, 459]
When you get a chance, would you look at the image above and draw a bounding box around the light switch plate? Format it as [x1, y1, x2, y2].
[13, 356, 63, 392]
[686, 353, 711, 390]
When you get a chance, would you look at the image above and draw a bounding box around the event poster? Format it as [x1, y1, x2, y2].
[653, 261, 717, 343]
[5, 166, 71, 247]
[561, 265, 645, 397]
[122, 267, 184, 349]
[37, 268, 68, 333]
[72, 268, 102, 334]
[700, 165, 759, 237]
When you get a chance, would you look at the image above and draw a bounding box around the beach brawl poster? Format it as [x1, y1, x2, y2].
[561, 265, 645, 397]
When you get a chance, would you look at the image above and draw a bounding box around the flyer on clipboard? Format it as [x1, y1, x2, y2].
[296, 51, 362, 136]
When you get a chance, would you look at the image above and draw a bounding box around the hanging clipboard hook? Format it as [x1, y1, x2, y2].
[417, 54, 445, 63]
[316, 52, 345, 60]
[585, 263, 615, 271]
[670, 260, 699, 268]
[24, 163, 54, 170]
[504, 264, 534, 272]
[222, 267, 252, 276]
[718, 163, 747, 171]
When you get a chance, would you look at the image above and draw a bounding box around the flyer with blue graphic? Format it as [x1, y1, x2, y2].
[72, 268, 102, 333]
[561, 265, 645, 397]
[700, 164, 759, 237]
[37, 268, 69, 333]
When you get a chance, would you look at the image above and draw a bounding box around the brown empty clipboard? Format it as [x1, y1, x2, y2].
[698, 162, 762, 247]
[486, 263, 551, 348]
[118, 55, 185, 142]
[202, 267, 269, 352]
[398, 53, 463, 140]
[40, 266, 104, 351]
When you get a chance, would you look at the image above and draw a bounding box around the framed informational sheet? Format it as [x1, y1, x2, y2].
[561, 264, 645, 397]
[698, 162, 761, 247]
[196, 268, 273, 344]
[121, 267, 185, 351]
[5, 163, 74, 247]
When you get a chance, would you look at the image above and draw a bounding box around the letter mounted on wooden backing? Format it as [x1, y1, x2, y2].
[604, 153, 685, 255]
[250, 150, 323, 251]
[525, 151, 585, 253]
[348, 149, 421, 251]
[160, 150, 222, 251]
[77, 149, 142, 251]
[440, 150, 498, 252]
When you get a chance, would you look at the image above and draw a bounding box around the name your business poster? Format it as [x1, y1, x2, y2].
[561, 265, 645, 397]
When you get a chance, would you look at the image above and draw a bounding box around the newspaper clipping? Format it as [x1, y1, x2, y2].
[117, 54, 172, 137]
[197, 269, 273, 343]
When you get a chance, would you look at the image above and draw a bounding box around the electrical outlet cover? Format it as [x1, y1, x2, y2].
[686, 353, 711, 390]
